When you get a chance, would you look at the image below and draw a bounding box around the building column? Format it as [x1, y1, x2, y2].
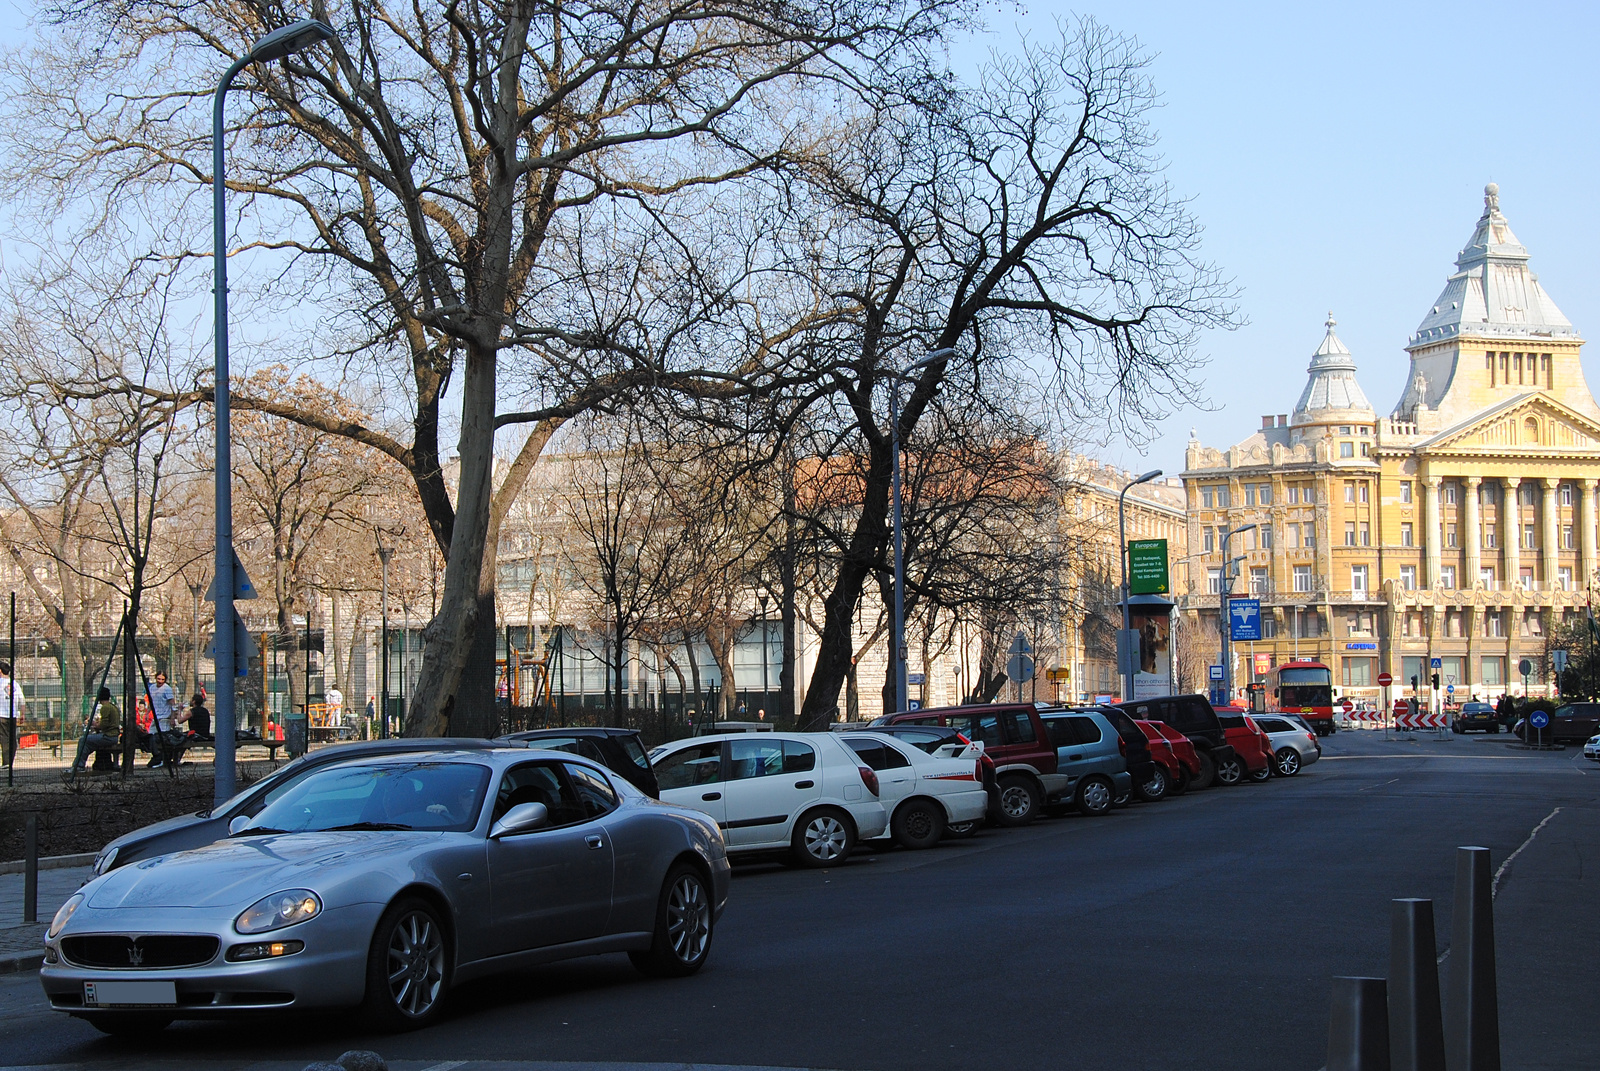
[1424, 475, 1443, 586]
[1504, 477, 1521, 589]
[1584, 479, 1599, 589]
[1541, 477, 1560, 590]
[1463, 476, 1482, 587]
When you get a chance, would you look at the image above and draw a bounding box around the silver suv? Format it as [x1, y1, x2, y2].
[1251, 714, 1322, 776]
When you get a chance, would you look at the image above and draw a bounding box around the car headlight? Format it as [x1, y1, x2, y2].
[235, 890, 322, 934]
[48, 893, 84, 939]
[93, 846, 119, 876]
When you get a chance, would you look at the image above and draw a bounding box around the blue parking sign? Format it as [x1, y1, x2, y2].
[1228, 598, 1261, 641]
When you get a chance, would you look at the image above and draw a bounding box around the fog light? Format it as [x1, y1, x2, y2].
[226, 939, 304, 962]
[43, 946, 58, 964]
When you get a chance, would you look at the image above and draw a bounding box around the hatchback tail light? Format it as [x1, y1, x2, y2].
[858, 766, 880, 796]
[1118, 734, 1127, 756]
[974, 759, 984, 782]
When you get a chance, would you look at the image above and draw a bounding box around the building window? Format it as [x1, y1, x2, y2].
[1345, 482, 1356, 503]
[1258, 484, 1273, 506]
[1361, 442, 1370, 457]
[1440, 565, 1457, 588]
[1481, 657, 1503, 687]
[1401, 522, 1414, 547]
[1400, 480, 1413, 503]
[1351, 565, 1369, 594]
[1207, 568, 1223, 595]
[1304, 485, 1316, 505]
[1562, 483, 1574, 506]
[1563, 525, 1574, 549]
[1482, 483, 1496, 505]
[1559, 566, 1573, 591]
[1484, 611, 1504, 638]
[1340, 442, 1354, 458]
[1261, 525, 1273, 550]
[1287, 485, 1300, 505]
[1202, 526, 1214, 552]
[1201, 486, 1213, 508]
[1304, 523, 1316, 548]
[1250, 567, 1269, 595]
[1342, 658, 1374, 687]
[1360, 483, 1370, 504]
[1519, 566, 1534, 589]
[1522, 609, 1543, 637]
[1521, 483, 1536, 506]
[1340, 426, 1352, 435]
[1293, 565, 1313, 592]
[1286, 524, 1299, 549]
[1485, 527, 1496, 549]
[1244, 484, 1256, 506]
[1444, 482, 1457, 505]
[1446, 523, 1457, 548]
[1480, 567, 1496, 588]
[1261, 615, 1277, 638]
[1360, 522, 1371, 546]
[1400, 565, 1417, 590]
[1348, 611, 1373, 635]
[1217, 485, 1231, 508]
[1345, 522, 1357, 546]
[1523, 524, 1536, 549]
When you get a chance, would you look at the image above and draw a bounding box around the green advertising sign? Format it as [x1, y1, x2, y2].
[1128, 538, 1169, 595]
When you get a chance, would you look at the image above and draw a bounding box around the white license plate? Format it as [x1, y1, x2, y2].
[83, 980, 177, 1007]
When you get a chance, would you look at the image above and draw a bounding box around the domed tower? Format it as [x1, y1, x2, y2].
[1291, 313, 1375, 435]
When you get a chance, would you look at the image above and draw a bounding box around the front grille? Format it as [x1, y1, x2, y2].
[61, 934, 219, 970]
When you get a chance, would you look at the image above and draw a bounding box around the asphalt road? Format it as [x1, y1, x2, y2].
[0, 730, 1595, 1071]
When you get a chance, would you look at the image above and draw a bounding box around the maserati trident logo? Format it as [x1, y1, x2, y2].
[127, 944, 144, 966]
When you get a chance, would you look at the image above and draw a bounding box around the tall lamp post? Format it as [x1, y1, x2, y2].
[1218, 525, 1256, 704]
[889, 347, 957, 714]
[757, 594, 770, 716]
[376, 537, 393, 739]
[1117, 470, 1163, 702]
[210, 18, 337, 807]
[187, 579, 205, 697]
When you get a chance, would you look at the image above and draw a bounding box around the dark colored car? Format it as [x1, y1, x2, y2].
[1452, 702, 1500, 734]
[1514, 702, 1600, 745]
[1070, 705, 1165, 803]
[872, 703, 1061, 825]
[498, 727, 660, 798]
[848, 723, 997, 832]
[1113, 695, 1237, 790]
[1135, 720, 1200, 796]
[90, 737, 512, 876]
[1215, 712, 1274, 784]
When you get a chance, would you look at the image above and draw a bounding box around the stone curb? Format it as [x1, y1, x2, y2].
[0, 948, 42, 975]
[0, 852, 97, 875]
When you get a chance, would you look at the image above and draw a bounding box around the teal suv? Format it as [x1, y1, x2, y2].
[1039, 710, 1132, 816]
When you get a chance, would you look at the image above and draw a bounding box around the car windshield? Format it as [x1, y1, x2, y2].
[242, 761, 491, 835]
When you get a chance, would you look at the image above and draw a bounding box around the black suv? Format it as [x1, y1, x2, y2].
[498, 726, 660, 797]
[1113, 694, 1237, 790]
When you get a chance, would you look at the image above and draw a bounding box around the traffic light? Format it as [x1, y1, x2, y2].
[1431, 672, 1441, 690]
[1411, 674, 1419, 691]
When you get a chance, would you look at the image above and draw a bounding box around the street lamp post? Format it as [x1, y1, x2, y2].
[889, 347, 957, 714]
[377, 539, 393, 739]
[1117, 470, 1163, 703]
[210, 18, 336, 807]
[757, 594, 769, 717]
[187, 580, 205, 697]
[1217, 525, 1256, 704]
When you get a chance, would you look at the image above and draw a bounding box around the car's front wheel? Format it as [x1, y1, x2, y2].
[1215, 754, 1245, 786]
[791, 807, 856, 867]
[1135, 765, 1168, 802]
[630, 863, 713, 977]
[1275, 747, 1302, 776]
[364, 896, 449, 1031]
[995, 775, 1040, 826]
[1075, 775, 1115, 816]
[891, 799, 946, 849]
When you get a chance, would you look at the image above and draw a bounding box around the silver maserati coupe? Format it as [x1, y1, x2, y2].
[41, 747, 729, 1034]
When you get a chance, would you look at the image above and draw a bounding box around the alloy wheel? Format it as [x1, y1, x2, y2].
[386, 909, 444, 1019]
[804, 815, 849, 861]
[1080, 779, 1112, 814]
[1000, 784, 1032, 819]
[666, 873, 710, 964]
[1276, 749, 1301, 776]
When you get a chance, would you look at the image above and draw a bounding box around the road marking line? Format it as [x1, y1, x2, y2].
[419, 1062, 468, 1071]
[1492, 806, 1560, 899]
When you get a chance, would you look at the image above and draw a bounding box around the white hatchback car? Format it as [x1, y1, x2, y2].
[1584, 733, 1600, 762]
[839, 732, 990, 849]
[650, 733, 888, 867]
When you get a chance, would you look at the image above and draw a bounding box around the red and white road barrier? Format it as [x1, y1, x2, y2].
[1394, 711, 1448, 730]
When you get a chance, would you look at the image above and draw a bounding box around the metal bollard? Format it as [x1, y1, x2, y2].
[1389, 898, 1446, 1071]
[23, 813, 38, 923]
[1445, 846, 1500, 1071]
[1328, 976, 1391, 1071]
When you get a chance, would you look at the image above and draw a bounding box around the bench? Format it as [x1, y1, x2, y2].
[181, 735, 287, 765]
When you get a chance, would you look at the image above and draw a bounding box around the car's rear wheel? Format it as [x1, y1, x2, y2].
[791, 807, 856, 867]
[1215, 754, 1245, 786]
[1275, 748, 1301, 776]
[364, 896, 449, 1031]
[1247, 761, 1272, 783]
[1075, 775, 1115, 816]
[1135, 765, 1168, 802]
[995, 775, 1040, 826]
[630, 863, 713, 977]
[891, 799, 946, 849]
[88, 1013, 171, 1037]
[1193, 750, 1217, 789]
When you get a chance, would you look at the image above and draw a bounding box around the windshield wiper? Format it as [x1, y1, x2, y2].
[232, 826, 291, 837]
[321, 822, 414, 832]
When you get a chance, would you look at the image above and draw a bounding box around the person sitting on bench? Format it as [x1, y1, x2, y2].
[71, 687, 122, 774]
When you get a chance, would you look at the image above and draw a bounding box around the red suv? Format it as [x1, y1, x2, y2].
[1136, 720, 1201, 796]
[871, 704, 1062, 825]
[1215, 709, 1274, 784]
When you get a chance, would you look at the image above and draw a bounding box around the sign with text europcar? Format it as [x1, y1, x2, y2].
[1127, 539, 1170, 595]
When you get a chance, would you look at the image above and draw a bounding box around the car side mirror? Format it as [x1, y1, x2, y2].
[228, 815, 251, 836]
[489, 802, 549, 839]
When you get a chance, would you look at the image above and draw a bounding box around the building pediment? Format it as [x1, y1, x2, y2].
[1415, 393, 1600, 456]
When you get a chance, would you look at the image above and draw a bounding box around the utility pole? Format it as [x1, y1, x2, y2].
[1218, 524, 1256, 706]
[376, 535, 392, 739]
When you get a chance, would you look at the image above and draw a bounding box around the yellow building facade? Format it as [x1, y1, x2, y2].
[1180, 185, 1600, 706]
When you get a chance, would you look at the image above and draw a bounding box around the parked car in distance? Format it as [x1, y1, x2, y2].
[1036, 710, 1131, 816]
[872, 704, 1063, 826]
[90, 738, 513, 876]
[1585, 733, 1600, 762]
[1214, 711, 1275, 784]
[839, 733, 989, 847]
[692, 721, 773, 735]
[843, 723, 996, 835]
[650, 732, 887, 867]
[1113, 695, 1237, 790]
[1087, 705, 1168, 803]
[1451, 702, 1500, 734]
[1513, 702, 1600, 745]
[1251, 714, 1322, 776]
[43, 748, 728, 1034]
[1134, 720, 1200, 796]
[497, 727, 659, 797]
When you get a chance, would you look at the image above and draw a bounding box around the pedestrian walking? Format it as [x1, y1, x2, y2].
[146, 671, 180, 768]
[70, 687, 122, 774]
[326, 684, 344, 727]
[0, 660, 24, 773]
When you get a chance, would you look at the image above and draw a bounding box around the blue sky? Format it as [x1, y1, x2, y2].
[4, 2, 1598, 476]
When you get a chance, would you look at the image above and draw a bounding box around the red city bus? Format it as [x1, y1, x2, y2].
[1271, 660, 1336, 736]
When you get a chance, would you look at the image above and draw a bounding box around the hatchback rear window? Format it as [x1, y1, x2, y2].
[1255, 718, 1293, 733]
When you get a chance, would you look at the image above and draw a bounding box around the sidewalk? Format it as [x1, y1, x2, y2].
[0, 863, 93, 973]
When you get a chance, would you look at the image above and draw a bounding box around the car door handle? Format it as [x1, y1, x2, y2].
[701, 791, 722, 801]
[585, 835, 604, 850]
[1066, 753, 1084, 761]
[794, 780, 815, 789]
